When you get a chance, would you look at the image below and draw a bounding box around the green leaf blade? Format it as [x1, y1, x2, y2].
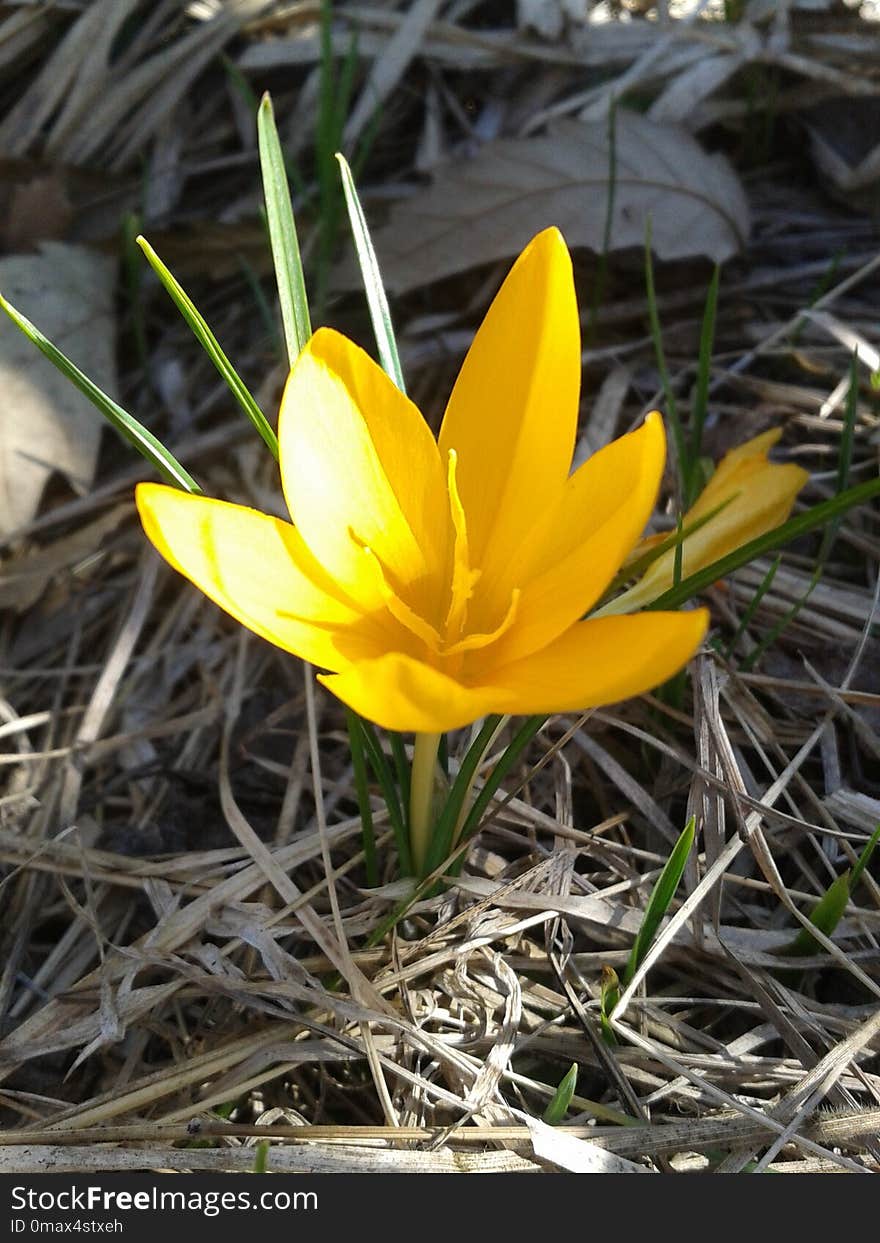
[649, 475, 880, 612]
[786, 872, 851, 957]
[258, 92, 312, 364]
[136, 237, 278, 460]
[336, 152, 405, 393]
[623, 815, 695, 986]
[542, 1063, 578, 1125]
[0, 295, 201, 495]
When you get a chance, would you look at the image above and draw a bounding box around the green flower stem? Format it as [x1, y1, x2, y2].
[410, 731, 442, 875]
[451, 716, 508, 848]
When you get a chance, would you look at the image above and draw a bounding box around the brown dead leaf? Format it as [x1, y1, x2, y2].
[0, 242, 117, 535]
[0, 503, 128, 613]
[343, 112, 750, 294]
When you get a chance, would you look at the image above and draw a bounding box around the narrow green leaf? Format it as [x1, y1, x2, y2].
[726, 553, 781, 660]
[786, 872, 851, 957]
[358, 719, 411, 876]
[221, 52, 261, 121]
[237, 254, 282, 358]
[622, 815, 695, 986]
[603, 498, 733, 599]
[336, 152, 406, 393]
[585, 98, 617, 350]
[672, 511, 684, 588]
[542, 1063, 579, 1125]
[389, 732, 411, 812]
[740, 561, 820, 673]
[599, 965, 621, 1044]
[334, 23, 360, 142]
[137, 236, 278, 460]
[422, 715, 503, 875]
[649, 474, 880, 612]
[317, 0, 339, 207]
[346, 709, 378, 887]
[782, 825, 879, 958]
[257, 92, 312, 364]
[850, 822, 880, 892]
[252, 1140, 270, 1173]
[688, 265, 720, 506]
[644, 218, 687, 492]
[445, 714, 547, 873]
[0, 295, 201, 494]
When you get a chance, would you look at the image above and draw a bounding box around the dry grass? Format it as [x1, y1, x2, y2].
[0, 0, 879, 1175]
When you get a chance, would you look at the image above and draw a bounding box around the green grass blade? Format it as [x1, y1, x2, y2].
[542, 1063, 578, 1125]
[740, 563, 820, 673]
[346, 709, 378, 887]
[422, 715, 503, 875]
[644, 218, 687, 492]
[785, 871, 851, 957]
[599, 965, 621, 1044]
[335, 22, 360, 141]
[688, 265, 720, 506]
[740, 366, 857, 671]
[603, 499, 733, 600]
[850, 822, 880, 891]
[389, 732, 411, 812]
[237, 254, 282, 358]
[726, 553, 781, 660]
[317, 0, 339, 208]
[0, 295, 201, 494]
[257, 92, 312, 364]
[672, 511, 684, 588]
[622, 815, 695, 986]
[358, 719, 411, 876]
[335, 152, 406, 393]
[783, 825, 879, 957]
[648, 474, 880, 612]
[585, 99, 617, 351]
[448, 715, 547, 863]
[137, 236, 278, 460]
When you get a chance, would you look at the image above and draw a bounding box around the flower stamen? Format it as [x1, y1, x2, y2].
[352, 534, 444, 652]
[445, 448, 481, 641]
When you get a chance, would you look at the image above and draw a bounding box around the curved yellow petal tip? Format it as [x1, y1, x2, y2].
[299, 324, 344, 363]
[642, 409, 666, 452]
[318, 654, 499, 734]
[521, 226, 570, 266]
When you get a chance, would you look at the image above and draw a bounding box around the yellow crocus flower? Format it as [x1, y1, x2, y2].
[604, 428, 810, 616]
[136, 229, 707, 734]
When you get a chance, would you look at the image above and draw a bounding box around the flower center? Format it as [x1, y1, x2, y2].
[347, 450, 520, 667]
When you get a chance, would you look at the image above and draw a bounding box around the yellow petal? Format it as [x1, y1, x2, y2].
[477, 412, 666, 663]
[487, 610, 709, 715]
[319, 654, 501, 733]
[438, 228, 580, 614]
[691, 428, 781, 511]
[320, 610, 707, 731]
[279, 328, 449, 620]
[615, 438, 809, 611]
[136, 483, 390, 671]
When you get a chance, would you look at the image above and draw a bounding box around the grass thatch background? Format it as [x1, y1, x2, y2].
[0, 0, 879, 1174]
